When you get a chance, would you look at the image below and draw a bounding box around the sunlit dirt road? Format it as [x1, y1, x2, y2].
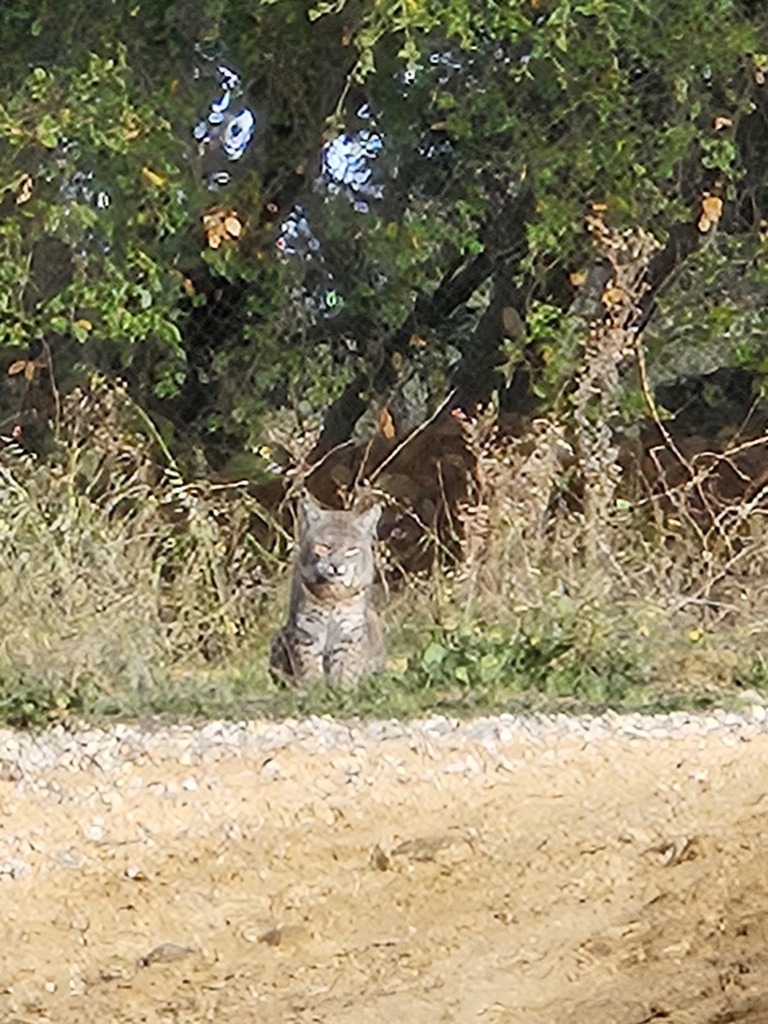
[2, 717, 767, 1023]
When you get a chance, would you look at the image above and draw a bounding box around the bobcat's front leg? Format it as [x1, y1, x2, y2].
[288, 611, 329, 683]
[269, 622, 325, 684]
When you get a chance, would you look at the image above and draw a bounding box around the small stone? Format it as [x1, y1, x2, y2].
[748, 688, 768, 704]
[258, 924, 306, 948]
[68, 966, 86, 996]
[51, 849, 87, 870]
[370, 844, 391, 871]
[138, 942, 195, 967]
[260, 759, 282, 780]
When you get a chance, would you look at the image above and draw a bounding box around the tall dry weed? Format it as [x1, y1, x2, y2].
[450, 215, 768, 681]
[458, 412, 573, 613]
[0, 377, 278, 703]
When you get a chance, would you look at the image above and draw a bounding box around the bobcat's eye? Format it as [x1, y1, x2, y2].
[345, 547, 360, 558]
[313, 543, 331, 557]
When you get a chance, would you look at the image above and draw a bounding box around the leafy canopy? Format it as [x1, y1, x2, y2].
[0, 0, 766, 460]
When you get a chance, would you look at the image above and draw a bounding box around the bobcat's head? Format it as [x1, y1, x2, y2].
[297, 499, 381, 599]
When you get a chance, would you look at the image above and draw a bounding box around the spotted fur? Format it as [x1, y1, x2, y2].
[270, 500, 385, 686]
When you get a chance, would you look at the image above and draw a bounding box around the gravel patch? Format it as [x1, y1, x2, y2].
[2, 698, 767, 881]
[1, 697, 767, 782]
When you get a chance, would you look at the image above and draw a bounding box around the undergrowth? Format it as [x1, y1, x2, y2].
[3, 371, 768, 729]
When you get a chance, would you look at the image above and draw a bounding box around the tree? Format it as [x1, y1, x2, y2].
[1, 0, 767, 469]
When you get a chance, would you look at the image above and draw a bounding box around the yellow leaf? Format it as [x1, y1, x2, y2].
[74, 318, 93, 332]
[7, 360, 27, 376]
[602, 286, 625, 305]
[378, 405, 396, 439]
[713, 115, 732, 131]
[15, 174, 33, 205]
[698, 193, 723, 232]
[203, 205, 243, 246]
[141, 166, 166, 188]
[169, 268, 196, 295]
[702, 194, 723, 219]
[569, 270, 586, 287]
[408, 333, 427, 348]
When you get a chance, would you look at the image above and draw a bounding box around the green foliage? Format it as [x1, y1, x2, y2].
[0, 666, 101, 730]
[401, 602, 653, 708]
[0, 0, 765, 456]
[736, 652, 768, 695]
[0, 45, 188, 384]
[645, 235, 768, 381]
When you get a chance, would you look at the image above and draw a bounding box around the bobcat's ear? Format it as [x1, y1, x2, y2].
[359, 503, 382, 536]
[299, 492, 324, 531]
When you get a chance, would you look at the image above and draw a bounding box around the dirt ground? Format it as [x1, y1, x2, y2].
[2, 721, 768, 1024]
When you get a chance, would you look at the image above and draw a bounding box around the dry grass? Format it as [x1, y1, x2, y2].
[443, 393, 768, 711]
[0, 378, 284, 723]
[3, 362, 768, 727]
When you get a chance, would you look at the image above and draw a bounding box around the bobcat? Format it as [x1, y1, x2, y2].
[270, 499, 385, 686]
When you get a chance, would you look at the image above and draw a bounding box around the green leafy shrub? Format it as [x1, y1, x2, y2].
[0, 665, 102, 730]
[404, 602, 653, 710]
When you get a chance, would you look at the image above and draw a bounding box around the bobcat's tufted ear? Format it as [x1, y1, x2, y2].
[358, 503, 382, 537]
[298, 492, 325, 532]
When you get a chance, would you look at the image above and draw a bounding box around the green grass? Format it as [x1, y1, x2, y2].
[3, 608, 767, 730]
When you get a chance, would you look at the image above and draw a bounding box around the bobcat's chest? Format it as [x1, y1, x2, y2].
[295, 590, 367, 647]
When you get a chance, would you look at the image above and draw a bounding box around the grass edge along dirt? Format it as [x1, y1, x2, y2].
[2, 613, 767, 731]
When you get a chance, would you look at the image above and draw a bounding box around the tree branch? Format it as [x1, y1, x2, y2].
[310, 185, 533, 458]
